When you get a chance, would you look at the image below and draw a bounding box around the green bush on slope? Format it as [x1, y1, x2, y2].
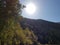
[0, 0, 39, 45]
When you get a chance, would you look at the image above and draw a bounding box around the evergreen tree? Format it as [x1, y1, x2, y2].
[0, 0, 21, 45]
[0, 0, 39, 45]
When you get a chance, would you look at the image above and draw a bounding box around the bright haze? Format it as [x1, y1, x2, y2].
[25, 3, 36, 15]
[20, 0, 60, 22]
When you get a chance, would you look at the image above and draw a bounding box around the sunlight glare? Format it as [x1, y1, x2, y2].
[25, 3, 36, 15]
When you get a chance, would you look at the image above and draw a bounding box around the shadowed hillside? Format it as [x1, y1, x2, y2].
[20, 18, 60, 44]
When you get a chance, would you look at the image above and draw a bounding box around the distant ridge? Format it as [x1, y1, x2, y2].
[20, 18, 60, 44]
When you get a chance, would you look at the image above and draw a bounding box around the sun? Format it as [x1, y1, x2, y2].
[25, 3, 36, 15]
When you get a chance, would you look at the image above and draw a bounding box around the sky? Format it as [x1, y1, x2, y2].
[20, 0, 60, 22]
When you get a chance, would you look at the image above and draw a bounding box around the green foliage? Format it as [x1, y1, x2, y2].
[0, 0, 39, 45]
[48, 29, 60, 44]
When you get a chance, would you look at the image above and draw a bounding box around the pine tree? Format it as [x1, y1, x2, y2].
[0, 0, 20, 45]
[0, 0, 39, 45]
[0, 0, 23, 45]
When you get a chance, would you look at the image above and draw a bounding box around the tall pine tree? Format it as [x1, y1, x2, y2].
[0, 0, 22, 45]
[0, 0, 39, 45]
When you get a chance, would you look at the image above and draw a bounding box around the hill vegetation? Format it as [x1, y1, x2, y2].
[0, 0, 40, 45]
[0, 0, 60, 45]
[21, 18, 60, 44]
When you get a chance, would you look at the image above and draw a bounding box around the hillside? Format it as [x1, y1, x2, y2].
[20, 18, 60, 44]
[0, 0, 60, 45]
